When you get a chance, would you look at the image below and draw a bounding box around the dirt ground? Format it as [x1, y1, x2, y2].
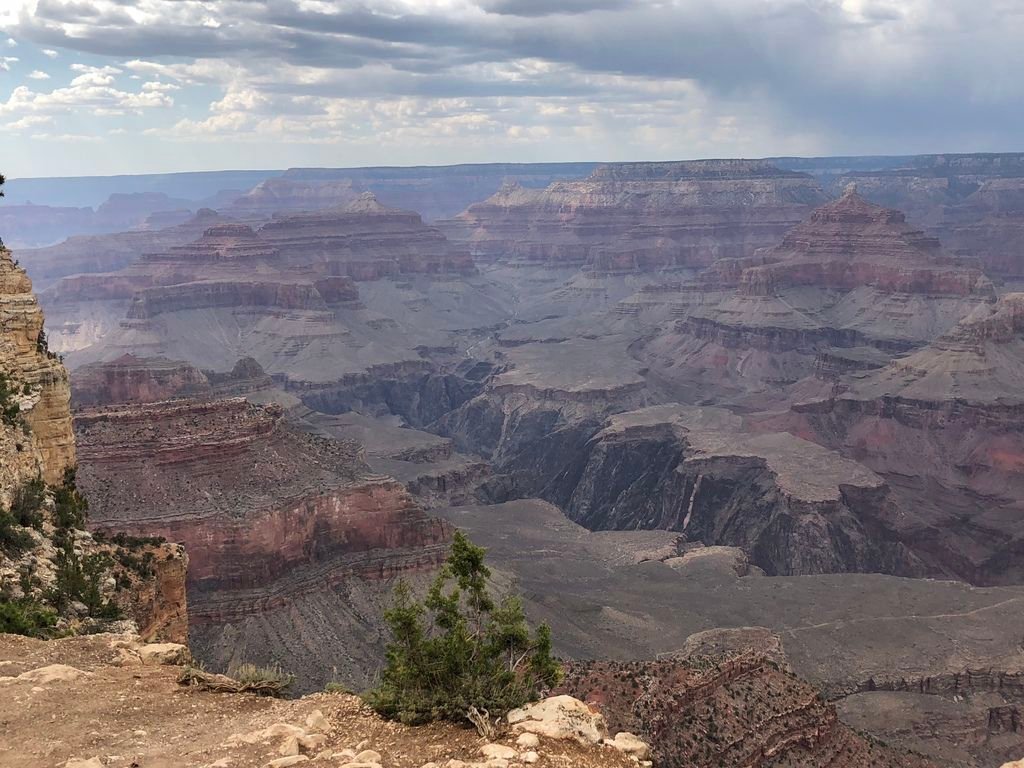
[0, 633, 638, 768]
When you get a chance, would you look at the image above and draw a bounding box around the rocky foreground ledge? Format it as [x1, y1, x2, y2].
[0, 632, 646, 768]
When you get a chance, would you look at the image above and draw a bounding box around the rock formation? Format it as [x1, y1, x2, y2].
[258, 192, 476, 278]
[69, 354, 275, 408]
[73, 396, 452, 691]
[828, 153, 1024, 278]
[235, 162, 598, 221]
[0, 246, 76, 484]
[440, 160, 828, 272]
[0, 191, 194, 250]
[774, 293, 1024, 584]
[39, 195, 500, 389]
[558, 651, 933, 767]
[640, 185, 994, 405]
[543, 404, 922, 577]
[17, 207, 229, 290]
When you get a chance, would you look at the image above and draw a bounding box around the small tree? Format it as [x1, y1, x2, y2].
[365, 531, 560, 730]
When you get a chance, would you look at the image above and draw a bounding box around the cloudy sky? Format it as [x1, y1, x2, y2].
[0, 0, 1021, 178]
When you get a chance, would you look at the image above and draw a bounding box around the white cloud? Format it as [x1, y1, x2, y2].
[0, 0, 1022, 170]
[0, 64, 175, 122]
[27, 70, 50, 80]
[42, 49, 58, 58]
[6, 115, 53, 131]
[0, 56, 18, 71]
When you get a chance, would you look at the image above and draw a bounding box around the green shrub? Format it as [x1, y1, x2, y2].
[0, 509, 34, 555]
[0, 598, 58, 637]
[47, 531, 120, 619]
[0, 372, 20, 426]
[10, 477, 45, 529]
[364, 531, 560, 727]
[53, 467, 88, 530]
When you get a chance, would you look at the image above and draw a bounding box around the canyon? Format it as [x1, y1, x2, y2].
[7, 154, 1024, 766]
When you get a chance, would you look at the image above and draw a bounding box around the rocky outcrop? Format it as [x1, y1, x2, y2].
[542, 404, 923, 577]
[70, 354, 277, 408]
[73, 396, 451, 691]
[441, 160, 828, 272]
[558, 651, 933, 768]
[0, 245, 76, 485]
[71, 354, 212, 407]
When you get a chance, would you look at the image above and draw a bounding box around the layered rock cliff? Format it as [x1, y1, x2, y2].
[543, 404, 923, 577]
[73, 396, 452, 691]
[440, 160, 828, 272]
[831, 153, 1024, 278]
[259, 192, 476, 278]
[775, 293, 1024, 584]
[640, 185, 994, 406]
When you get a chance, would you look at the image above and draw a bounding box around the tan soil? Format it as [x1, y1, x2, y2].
[0, 633, 637, 768]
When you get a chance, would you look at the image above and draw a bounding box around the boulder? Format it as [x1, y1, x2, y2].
[479, 744, 517, 760]
[604, 731, 651, 760]
[507, 695, 608, 744]
[14, 664, 90, 684]
[138, 642, 192, 666]
[515, 733, 539, 749]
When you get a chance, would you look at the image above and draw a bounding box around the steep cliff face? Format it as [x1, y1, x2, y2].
[541, 404, 923, 577]
[441, 160, 828, 271]
[0, 245, 187, 642]
[0, 246, 76, 485]
[73, 396, 451, 691]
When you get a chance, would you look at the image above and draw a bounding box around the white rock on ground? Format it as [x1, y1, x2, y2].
[515, 733, 539, 749]
[266, 757, 308, 767]
[507, 695, 608, 745]
[6, 664, 91, 684]
[604, 731, 651, 760]
[479, 744, 517, 760]
[137, 643, 192, 666]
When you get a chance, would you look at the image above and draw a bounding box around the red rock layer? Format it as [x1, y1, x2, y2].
[73, 396, 451, 607]
[71, 354, 213, 407]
